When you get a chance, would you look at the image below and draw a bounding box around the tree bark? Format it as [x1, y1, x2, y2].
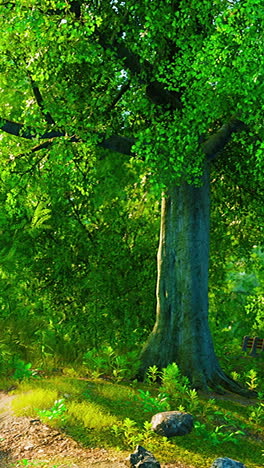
[139, 163, 252, 395]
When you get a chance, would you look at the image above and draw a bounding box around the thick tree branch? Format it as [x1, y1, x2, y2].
[98, 134, 135, 155]
[97, 33, 182, 110]
[0, 118, 66, 139]
[0, 112, 254, 162]
[0, 118, 134, 156]
[202, 117, 248, 160]
[28, 75, 56, 125]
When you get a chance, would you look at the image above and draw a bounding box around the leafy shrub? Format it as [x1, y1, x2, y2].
[111, 418, 156, 449]
[83, 346, 140, 381]
[12, 360, 34, 380]
[145, 365, 162, 384]
[161, 362, 190, 395]
[194, 421, 245, 446]
[36, 398, 68, 425]
[136, 389, 170, 413]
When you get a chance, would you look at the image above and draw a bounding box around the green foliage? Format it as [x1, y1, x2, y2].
[111, 418, 156, 449]
[139, 364, 200, 414]
[83, 346, 140, 381]
[11, 460, 59, 467]
[11, 461, 53, 468]
[136, 390, 170, 413]
[36, 398, 68, 425]
[12, 360, 34, 381]
[145, 364, 161, 384]
[0, 0, 263, 398]
[0, 340, 12, 375]
[161, 362, 190, 395]
[245, 369, 259, 391]
[248, 402, 264, 425]
[194, 421, 245, 446]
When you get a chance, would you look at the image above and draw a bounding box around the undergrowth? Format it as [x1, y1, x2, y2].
[8, 359, 264, 468]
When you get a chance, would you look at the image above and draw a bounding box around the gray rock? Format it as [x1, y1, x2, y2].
[151, 411, 194, 437]
[126, 445, 161, 467]
[211, 458, 246, 468]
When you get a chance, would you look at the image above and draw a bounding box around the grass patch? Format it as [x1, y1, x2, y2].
[12, 388, 58, 417]
[9, 375, 264, 468]
[68, 400, 119, 429]
[0, 377, 16, 391]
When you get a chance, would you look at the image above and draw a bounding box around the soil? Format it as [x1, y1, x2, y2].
[0, 392, 193, 468]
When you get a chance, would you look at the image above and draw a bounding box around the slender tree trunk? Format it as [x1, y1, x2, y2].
[140, 163, 251, 395]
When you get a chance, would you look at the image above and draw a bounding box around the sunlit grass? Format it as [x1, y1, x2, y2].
[11, 388, 58, 417]
[9, 375, 264, 468]
[68, 400, 119, 429]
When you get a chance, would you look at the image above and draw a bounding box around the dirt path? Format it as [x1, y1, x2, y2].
[0, 392, 128, 467]
[0, 392, 192, 468]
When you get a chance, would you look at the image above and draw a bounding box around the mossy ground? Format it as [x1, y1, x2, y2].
[2, 373, 262, 468]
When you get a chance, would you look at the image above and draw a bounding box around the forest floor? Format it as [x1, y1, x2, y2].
[0, 391, 193, 468]
[0, 392, 128, 468]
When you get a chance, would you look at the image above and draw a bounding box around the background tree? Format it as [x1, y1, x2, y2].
[0, 0, 263, 392]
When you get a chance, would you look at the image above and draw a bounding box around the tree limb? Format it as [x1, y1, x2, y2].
[0, 118, 66, 139]
[28, 75, 56, 125]
[0, 117, 135, 156]
[97, 32, 182, 110]
[98, 133, 135, 155]
[202, 117, 248, 160]
[0, 113, 253, 161]
[11, 140, 55, 160]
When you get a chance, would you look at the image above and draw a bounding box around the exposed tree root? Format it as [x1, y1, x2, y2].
[212, 367, 257, 398]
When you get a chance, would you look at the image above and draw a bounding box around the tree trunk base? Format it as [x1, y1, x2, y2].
[138, 347, 256, 398]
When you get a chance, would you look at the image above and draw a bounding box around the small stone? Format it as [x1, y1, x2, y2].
[211, 458, 246, 468]
[126, 445, 161, 467]
[24, 443, 34, 450]
[151, 411, 194, 437]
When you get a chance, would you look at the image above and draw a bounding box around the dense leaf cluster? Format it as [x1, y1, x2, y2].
[0, 0, 263, 368]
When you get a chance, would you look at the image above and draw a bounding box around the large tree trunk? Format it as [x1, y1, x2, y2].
[140, 163, 251, 395]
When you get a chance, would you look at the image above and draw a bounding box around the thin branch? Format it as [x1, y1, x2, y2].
[66, 195, 94, 242]
[107, 81, 131, 112]
[11, 140, 55, 160]
[11, 153, 48, 175]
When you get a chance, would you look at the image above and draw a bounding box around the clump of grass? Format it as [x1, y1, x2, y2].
[68, 400, 119, 429]
[12, 388, 58, 417]
[0, 377, 16, 391]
